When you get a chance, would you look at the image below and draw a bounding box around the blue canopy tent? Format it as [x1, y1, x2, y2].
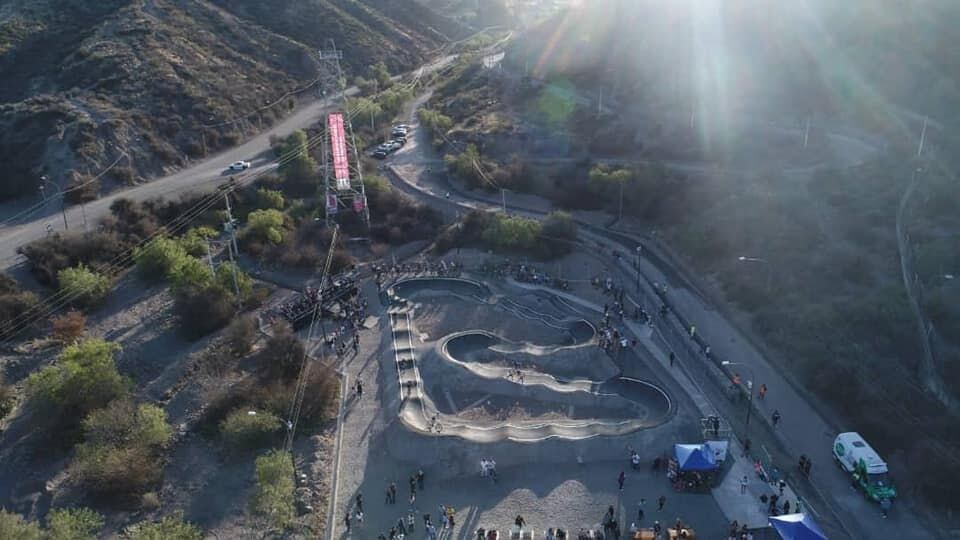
[769, 513, 828, 540]
[673, 443, 718, 471]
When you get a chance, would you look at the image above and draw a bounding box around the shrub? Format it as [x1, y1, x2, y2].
[243, 209, 286, 246]
[127, 514, 202, 540]
[168, 256, 214, 291]
[46, 507, 104, 540]
[0, 373, 13, 419]
[220, 408, 281, 449]
[57, 264, 111, 308]
[256, 188, 285, 210]
[71, 399, 171, 496]
[51, 309, 87, 343]
[0, 509, 41, 540]
[0, 273, 38, 332]
[540, 211, 578, 258]
[216, 262, 253, 300]
[178, 226, 218, 257]
[225, 315, 257, 356]
[64, 174, 100, 204]
[26, 338, 127, 419]
[260, 322, 305, 380]
[251, 450, 295, 529]
[173, 284, 235, 339]
[135, 237, 190, 282]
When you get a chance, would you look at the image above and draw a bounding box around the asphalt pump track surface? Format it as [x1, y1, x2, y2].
[386, 276, 674, 442]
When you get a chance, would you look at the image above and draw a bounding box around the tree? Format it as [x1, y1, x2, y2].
[135, 236, 190, 282]
[370, 61, 393, 89]
[418, 109, 453, 136]
[71, 399, 171, 495]
[215, 262, 252, 300]
[173, 284, 235, 338]
[26, 338, 127, 418]
[0, 373, 13, 419]
[444, 144, 486, 189]
[540, 211, 578, 258]
[221, 409, 281, 449]
[225, 315, 257, 356]
[260, 321, 305, 380]
[57, 264, 111, 308]
[178, 226, 218, 258]
[256, 188, 285, 210]
[51, 309, 87, 343]
[46, 507, 104, 540]
[128, 514, 202, 540]
[168, 255, 214, 291]
[0, 510, 41, 540]
[243, 209, 286, 245]
[251, 450, 295, 529]
[277, 131, 317, 196]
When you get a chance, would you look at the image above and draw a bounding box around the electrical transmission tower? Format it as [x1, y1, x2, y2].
[318, 40, 370, 230]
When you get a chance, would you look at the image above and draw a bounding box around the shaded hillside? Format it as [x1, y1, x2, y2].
[0, 0, 465, 202]
[509, 0, 960, 137]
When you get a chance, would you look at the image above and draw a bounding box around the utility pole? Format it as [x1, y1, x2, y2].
[201, 131, 207, 156]
[222, 193, 243, 304]
[803, 117, 810, 149]
[918, 116, 928, 157]
[598, 87, 603, 117]
[618, 180, 624, 224]
[80, 202, 88, 232]
[501, 188, 507, 214]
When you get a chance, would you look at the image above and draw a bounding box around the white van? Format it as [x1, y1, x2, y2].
[833, 432, 887, 474]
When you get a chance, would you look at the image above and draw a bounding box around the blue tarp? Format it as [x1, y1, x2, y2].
[673, 443, 718, 471]
[769, 513, 828, 540]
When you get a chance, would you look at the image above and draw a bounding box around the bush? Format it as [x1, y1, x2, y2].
[251, 450, 295, 529]
[242, 209, 286, 246]
[0, 273, 38, 333]
[127, 514, 202, 540]
[178, 226, 218, 257]
[71, 399, 171, 496]
[173, 284, 235, 339]
[57, 264, 111, 308]
[46, 507, 104, 540]
[0, 373, 13, 419]
[27, 338, 128, 419]
[220, 408, 281, 449]
[0, 509, 41, 540]
[260, 322, 305, 380]
[540, 211, 578, 258]
[256, 188, 285, 210]
[225, 315, 257, 356]
[135, 237, 190, 282]
[51, 309, 87, 343]
[168, 256, 214, 291]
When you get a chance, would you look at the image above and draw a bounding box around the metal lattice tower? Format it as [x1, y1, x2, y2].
[318, 40, 370, 230]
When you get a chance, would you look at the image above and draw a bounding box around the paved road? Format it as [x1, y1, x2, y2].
[0, 55, 456, 269]
[382, 92, 936, 539]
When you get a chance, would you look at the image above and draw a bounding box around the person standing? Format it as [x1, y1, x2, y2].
[758, 383, 767, 400]
[356, 493, 363, 513]
[772, 410, 782, 427]
[417, 469, 425, 490]
[344, 512, 351, 533]
[669, 351, 675, 367]
[658, 495, 666, 511]
[637, 499, 646, 522]
[618, 471, 626, 491]
[356, 379, 363, 399]
[740, 475, 748, 494]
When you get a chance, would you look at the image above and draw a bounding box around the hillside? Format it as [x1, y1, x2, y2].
[0, 0, 466, 202]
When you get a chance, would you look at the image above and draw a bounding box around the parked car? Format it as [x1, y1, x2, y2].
[372, 149, 388, 159]
[392, 136, 407, 146]
[228, 160, 251, 171]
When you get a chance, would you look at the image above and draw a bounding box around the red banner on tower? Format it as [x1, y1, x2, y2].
[328, 113, 350, 190]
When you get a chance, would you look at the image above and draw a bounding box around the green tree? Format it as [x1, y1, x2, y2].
[418, 109, 453, 135]
[46, 507, 104, 540]
[215, 262, 253, 300]
[135, 237, 190, 282]
[370, 61, 393, 89]
[220, 409, 281, 449]
[482, 214, 541, 251]
[57, 264, 111, 308]
[251, 449, 295, 529]
[128, 514, 202, 540]
[277, 131, 317, 196]
[444, 144, 486, 189]
[178, 226, 218, 258]
[26, 338, 127, 417]
[168, 255, 214, 291]
[0, 509, 41, 540]
[244, 209, 286, 245]
[256, 188, 285, 211]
